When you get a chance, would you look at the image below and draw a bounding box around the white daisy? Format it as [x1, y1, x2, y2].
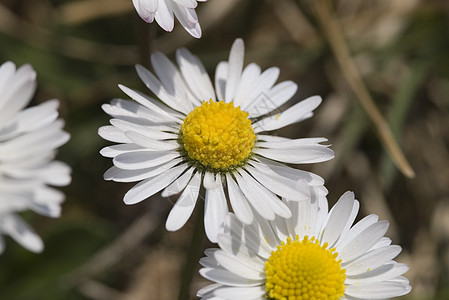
[198, 191, 412, 300]
[98, 38, 334, 242]
[0, 61, 71, 253]
[132, 0, 207, 38]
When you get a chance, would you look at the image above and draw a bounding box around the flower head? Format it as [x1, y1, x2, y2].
[0, 61, 71, 253]
[99, 38, 334, 242]
[132, 0, 206, 38]
[198, 191, 412, 300]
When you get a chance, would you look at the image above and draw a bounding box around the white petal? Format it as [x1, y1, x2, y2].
[240, 67, 280, 112]
[221, 214, 272, 259]
[204, 178, 228, 243]
[345, 281, 411, 299]
[0, 100, 59, 140]
[161, 167, 195, 197]
[132, 0, 157, 22]
[336, 214, 379, 250]
[199, 267, 263, 287]
[0, 121, 69, 161]
[4, 161, 70, 185]
[33, 187, 65, 216]
[246, 81, 297, 118]
[154, 0, 174, 32]
[346, 262, 409, 284]
[249, 160, 312, 200]
[173, 0, 198, 9]
[124, 164, 188, 204]
[321, 191, 356, 247]
[313, 194, 329, 237]
[0, 176, 39, 192]
[125, 131, 178, 150]
[200, 256, 220, 268]
[270, 213, 290, 243]
[253, 95, 321, 132]
[286, 198, 317, 240]
[0, 64, 36, 126]
[204, 171, 220, 189]
[104, 158, 183, 182]
[176, 48, 215, 102]
[335, 199, 360, 246]
[150, 53, 194, 112]
[232, 63, 261, 108]
[217, 230, 271, 260]
[100, 144, 145, 158]
[197, 283, 222, 297]
[389, 276, 410, 284]
[98, 125, 133, 143]
[371, 237, 392, 250]
[254, 144, 334, 164]
[110, 118, 177, 140]
[204, 248, 220, 258]
[245, 164, 308, 201]
[0, 61, 16, 96]
[165, 171, 201, 231]
[215, 62, 228, 101]
[213, 285, 265, 299]
[256, 137, 329, 149]
[172, 4, 202, 38]
[101, 99, 161, 121]
[253, 156, 325, 186]
[338, 221, 390, 262]
[344, 245, 402, 276]
[251, 212, 281, 249]
[0, 214, 43, 253]
[225, 174, 253, 225]
[214, 250, 264, 280]
[119, 83, 186, 119]
[241, 170, 291, 219]
[225, 39, 244, 102]
[135, 65, 190, 117]
[141, 0, 158, 13]
[234, 171, 286, 221]
[113, 150, 179, 170]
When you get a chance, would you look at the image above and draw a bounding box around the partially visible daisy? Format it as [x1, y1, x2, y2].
[198, 191, 411, 300]
[99, 38, 334, 242]
[132, 0, 207, 38]
[0, 61, 71, 253]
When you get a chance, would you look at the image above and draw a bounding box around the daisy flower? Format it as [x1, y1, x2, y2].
[98, 38, 334, 242]
[0, 61, 71, 253]
[198, 191, 412, 300]
[132, 0, 207, 38]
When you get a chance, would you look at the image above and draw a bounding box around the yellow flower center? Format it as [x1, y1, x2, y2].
[180, 99, 256, 171]
[265, 235, 346, 300]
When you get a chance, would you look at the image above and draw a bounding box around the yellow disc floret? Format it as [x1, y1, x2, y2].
[180, 99, 256, 170]
[265, 235, 346, 300]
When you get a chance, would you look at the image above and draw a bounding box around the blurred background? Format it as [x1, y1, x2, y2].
[0, 0, 448, 299]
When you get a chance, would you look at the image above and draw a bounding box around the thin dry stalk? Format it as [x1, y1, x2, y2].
[310, 0, 415, 178]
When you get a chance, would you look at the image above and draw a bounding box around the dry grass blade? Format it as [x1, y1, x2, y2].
[310, 0, 415, 178]
[381, 62, 428, 187]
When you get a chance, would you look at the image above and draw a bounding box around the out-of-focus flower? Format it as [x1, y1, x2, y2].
[198, 191, 412, 300]
[0, 61, 71, 253]
[132, 0, 207, 38]
[99, 38, 333, 242]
